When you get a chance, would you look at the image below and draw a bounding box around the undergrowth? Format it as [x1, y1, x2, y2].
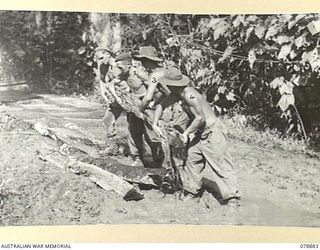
[222, 114, 315, 155]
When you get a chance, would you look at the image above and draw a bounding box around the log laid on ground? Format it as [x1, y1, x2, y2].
[32, 122, 100, 159]
[38, 151, 144, 201]
[83, 157, 166, 187]
[55, 134, 100, 158]
[0, 81, 27, 87]
[69, 160, 144, 201]
[0, 81, 30, 92]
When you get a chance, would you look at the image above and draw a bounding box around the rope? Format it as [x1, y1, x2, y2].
[187, 41, 302, 65]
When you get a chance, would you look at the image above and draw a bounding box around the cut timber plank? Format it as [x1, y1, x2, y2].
[39, 151, 144, 201]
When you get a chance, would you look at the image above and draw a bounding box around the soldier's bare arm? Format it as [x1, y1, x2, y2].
[140, 80, 157, 111]
[132, 67, 149, 82]
[152, 93, 180, 137]
[140, 71, 164, 111]
[108, 78, 122, 104]
[100, 74, 112, 102]
[153, 93, 180, 127]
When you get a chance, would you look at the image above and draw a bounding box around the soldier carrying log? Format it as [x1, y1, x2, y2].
[95, 47, 120, 139]
[152, 66, 241, 205]
[101, 51, 167, 167]
[133, 46, 190, 170]
[98, 45, 240, 205]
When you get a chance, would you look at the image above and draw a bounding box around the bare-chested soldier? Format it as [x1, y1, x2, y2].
[109, 52, 166, 166]
[133, 47, 189, 168]
[152, 66, 240, 204]
[133, 46, 168, 111]
[95, 48, 121, 138]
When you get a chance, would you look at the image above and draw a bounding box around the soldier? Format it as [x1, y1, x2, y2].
[133, 46, 189, 132]
[133, 46, 168, 111]
[133, 46, 189, 169]
[95, 48, 120, 138]
[110, 52, 166, 167]
[152, 66, 240, 205]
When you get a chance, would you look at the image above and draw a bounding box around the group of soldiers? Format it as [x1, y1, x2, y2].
[95, 45, 240, 205]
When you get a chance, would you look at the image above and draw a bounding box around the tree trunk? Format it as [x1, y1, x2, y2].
[90, 13, 113, 49]
[35, 12, 42, 28]
[112, 18, 122, 54]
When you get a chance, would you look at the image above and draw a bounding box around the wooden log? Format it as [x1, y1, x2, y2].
[83, 157, 166, 187]
[38, 151, 144, 201]
[50, 127, 103, 145]
[0, 81, 27, 87]
[55, 135, 100, 159]
[68, 160, 144, 201]
[109, 89, 187, 192]
[29, 120, 102, 159]
[113, 88, 181, 170]
[83, 156, 183, 194]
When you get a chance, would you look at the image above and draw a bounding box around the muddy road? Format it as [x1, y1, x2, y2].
[0, 90, 319, 227]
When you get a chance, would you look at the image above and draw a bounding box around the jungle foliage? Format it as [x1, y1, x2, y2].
[1, 12, 320, 139]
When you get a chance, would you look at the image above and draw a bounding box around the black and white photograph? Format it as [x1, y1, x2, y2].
[0, 10, 319, 228]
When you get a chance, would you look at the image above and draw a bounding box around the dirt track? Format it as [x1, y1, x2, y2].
[0, 90, 320, 227]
